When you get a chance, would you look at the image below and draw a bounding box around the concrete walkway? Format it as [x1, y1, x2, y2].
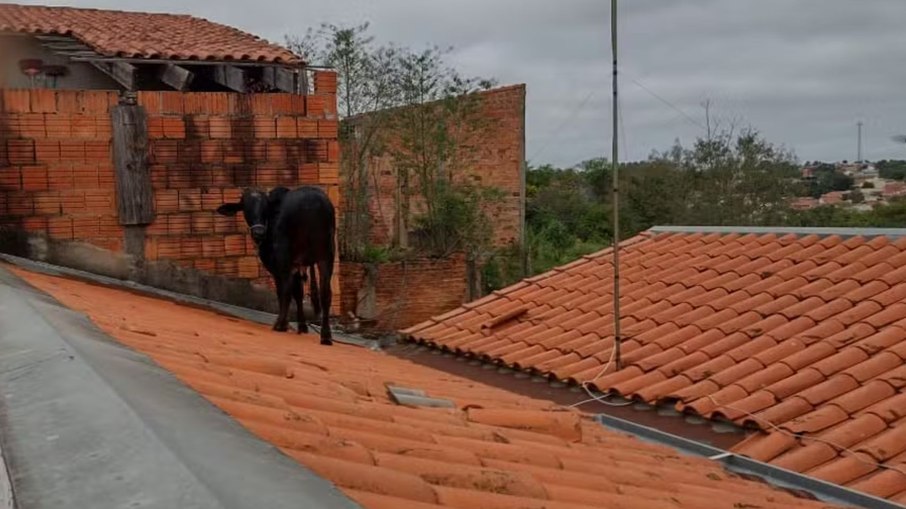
[0, 264, 360, 509]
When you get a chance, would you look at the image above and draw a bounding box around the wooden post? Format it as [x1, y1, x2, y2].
[111, 94, 155, 225]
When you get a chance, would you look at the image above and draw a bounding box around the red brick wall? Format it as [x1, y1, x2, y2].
[0, 89, 123, 251]
[363, 84, 525, 248]
[340, 255, 467, 331]
[1, 72, 343, 313]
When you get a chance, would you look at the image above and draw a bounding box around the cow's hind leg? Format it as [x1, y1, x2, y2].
[309, 264, 321, 317]
[316, 258, 333, 345]
[292, 271, 307, 334]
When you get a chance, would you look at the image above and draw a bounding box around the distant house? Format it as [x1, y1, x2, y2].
[819, 190, 845, 205]
[883, 181, 906, 199]
[789, 196, 818, 210]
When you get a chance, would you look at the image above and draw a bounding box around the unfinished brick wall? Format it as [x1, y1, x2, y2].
[339, 255, 467, 331]
[0, 89, 123, 251]
[1, 72, 343, 314]
[363, 84, 526, 249]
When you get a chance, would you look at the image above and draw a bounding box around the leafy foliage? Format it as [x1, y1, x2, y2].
[877, 160, 906, 181]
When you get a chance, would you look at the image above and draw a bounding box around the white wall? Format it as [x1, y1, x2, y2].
[0, 35, 119, 90]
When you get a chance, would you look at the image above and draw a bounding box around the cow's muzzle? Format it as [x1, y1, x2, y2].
[249, 224, 266, 243]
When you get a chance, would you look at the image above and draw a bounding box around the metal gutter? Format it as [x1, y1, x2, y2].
[596, 413, 905, 509]
[0, 264, 361, 509]
[649, 225, 906, 238]
[0, 253, 375, 349]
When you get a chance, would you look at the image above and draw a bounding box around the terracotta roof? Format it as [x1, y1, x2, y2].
[0, 3, 300, 64]
[9, 265, 840, 509]
[404, 228, 906, 503]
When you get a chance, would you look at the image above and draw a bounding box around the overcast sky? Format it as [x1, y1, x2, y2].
[21, 0, 906, 167]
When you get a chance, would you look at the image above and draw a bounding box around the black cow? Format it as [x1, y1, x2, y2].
[216, 186, 335, 345]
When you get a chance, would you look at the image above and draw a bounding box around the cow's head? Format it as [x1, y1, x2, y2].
[216, 187, 289, 245]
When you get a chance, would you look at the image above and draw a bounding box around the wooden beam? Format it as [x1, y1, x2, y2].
[111, 100, 155, 225]
[91, 61, 137, 91]
[212, 65, 247, 93]
[158, 64, 194, 91]
[261, 67, 296, 93]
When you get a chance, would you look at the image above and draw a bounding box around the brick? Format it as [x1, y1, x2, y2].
[314, 71, 338, 95]
[155, 189, 179, 213]
[247, 140, 268, 161]
[0, 167, 22, 190]
[298, 163, 318, 183]
[190, 211, 215, 233]
[71, 116, 97, 138]
[35, 140, 61, 163]
[79, 91, 113, 114]
[327, 141, 340, 162]
[94, 117, 112, 140]
[297, 118, 318, 138]
[145, 217, 168, 236]
[186, 115, 210, 138]
[224, 234, 246, 256]
[212, 166, 232, 186]
[217, 257, 239, 277]
[238, 256, 260, 278]
[48, 163, 74, 190]
[48, 216, 73, 239]
[223, 142, 244, 164]
[147, 117, 165, 139]
[271, 94, 293, 114]
[149, 140, 179, 164]
[180, 236, 202, 259]
[253, 117, 276, 138]
[277, 167, 295, 183]
[304, 139, 328, 162]
[98, 216, 121, 237]
[60, 141, 86, 162]
[150, 164, 168, 189]
[84, 141, 109, 161]
[194, 258, 216, 272]
[255, 166, 279, 186]
[318, 119, 338, 139]
[163, 118, 186, 139]
[201, 141, 223, 163]
[327, 185, 340, 208]
[98, 166, 116, 189]
[7, 192, 33, 215]
[306, 96, 326, 118]
[60, 190, 86, 214]
[84, 189, 114, 213]
[251, 95, 272, 116]
[72, 163, 100, 189]
[44, 114, 72, 138]
[55, 92, 79, 113]
[202, 236, 225, 257]
[22, 166, 49, 191]
[266, 142, 286, 162]
[72, 216, 101, 239]
[138, 92, 162, 114]
[290, 95, 306, 115]
[214, 214, 239, 234]
[168, 213, 192, 235]
[22, 216, 48, 232]
[156, 237, 180, 259]
[28, 89, 56, 113]
[178, 141, 202, 163]
[201, 189, 224, 210]
[276, 117, 297, 138]
[222, 187, 242, 203]
[210, 116, 232, 139]
[1, 90, 30, 113]
[178, 189, 201, 211]
[8, 140, 35, 164]
[318, 163, 339, 185]
[19, 113, 46, 137]
[207, 93, 231, 115]
[161, 92, 185, 115]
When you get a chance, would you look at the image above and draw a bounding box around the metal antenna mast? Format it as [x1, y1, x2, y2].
[857, 121, 863, 163]
[611, 0, 622, 371]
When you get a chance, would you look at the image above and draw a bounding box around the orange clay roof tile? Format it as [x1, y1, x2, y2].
[8, 264, 848, 509]
[0, 3, 300, 64]
[405, 229, 906, 502]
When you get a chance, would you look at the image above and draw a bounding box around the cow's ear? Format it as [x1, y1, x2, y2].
[216, 202, 242, 216]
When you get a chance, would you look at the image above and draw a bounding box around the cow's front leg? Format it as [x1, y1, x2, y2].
[292, 271, 307, 334]
[273, 270, 293, 332]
